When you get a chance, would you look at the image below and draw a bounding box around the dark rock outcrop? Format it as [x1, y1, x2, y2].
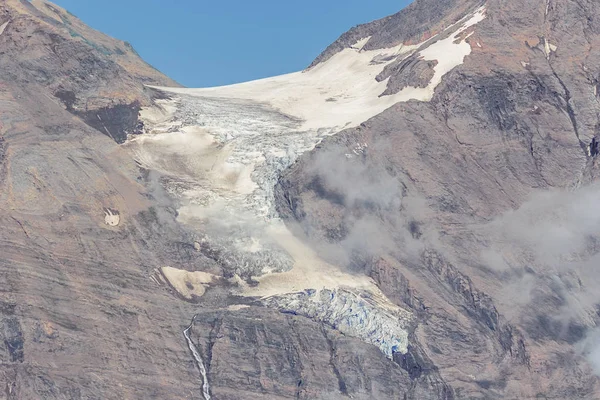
[0, 0, 179, 144]
[377, 55, 438, 95]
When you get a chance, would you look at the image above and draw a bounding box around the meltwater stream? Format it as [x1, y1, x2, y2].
[183, 315, 211, 400]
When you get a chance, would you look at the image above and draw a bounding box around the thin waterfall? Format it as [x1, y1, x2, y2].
[183, 315, 211, 400]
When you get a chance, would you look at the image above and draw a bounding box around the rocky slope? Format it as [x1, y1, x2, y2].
[2, 0, 600, 399]
[0, 1, 457, 398]
[276, 0, 600, 398]
[0, 1, 205, 398]
[0, 0, 179, 144]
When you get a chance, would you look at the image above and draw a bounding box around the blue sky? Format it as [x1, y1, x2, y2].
[52, 0, 412, 87]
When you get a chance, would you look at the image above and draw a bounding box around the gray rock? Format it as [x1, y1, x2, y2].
[275, 0, 600, 397]
[377, 55, 438, 95]
[187, 307, 450, 400]
[309, 0, 482, 68]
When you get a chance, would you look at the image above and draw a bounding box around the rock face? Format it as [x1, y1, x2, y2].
[377, 55, 439, 95]
[186, 307, 451, 400]
[0, 1, 204, 398]
[3, 0, 600, 399]
[275, 0, 600, 398]
[0, 0, 179, 144]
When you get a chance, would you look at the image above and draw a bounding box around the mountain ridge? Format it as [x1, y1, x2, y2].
[309, 0, 483, 68]
[1, 0, 600, 398]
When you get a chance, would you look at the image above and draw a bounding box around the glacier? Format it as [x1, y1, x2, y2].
[129, 5, 487, 359]
[264, 288, 412, 358]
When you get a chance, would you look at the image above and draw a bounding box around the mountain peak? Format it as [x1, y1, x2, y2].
[2, 0, 600, 398]
[310, 0, 483, 68]
[0, 0, 179, 143]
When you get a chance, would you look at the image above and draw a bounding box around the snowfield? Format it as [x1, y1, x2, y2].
[153, 6, 486, 133]
[130, 5, 487, 358]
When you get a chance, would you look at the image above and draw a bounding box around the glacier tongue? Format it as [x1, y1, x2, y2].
[131, 94, 332, 278]
[264, 288, 412, 358]
[132, 91, 414, 356]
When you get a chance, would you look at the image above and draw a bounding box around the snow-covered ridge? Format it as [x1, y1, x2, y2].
[132, 5, 487, 358]
[152, 5, 486, 133]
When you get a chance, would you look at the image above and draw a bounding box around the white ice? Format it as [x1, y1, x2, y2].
[133, 5, 487, 357]
[152, 6, 486, 133]
[104, 209, 120, 226]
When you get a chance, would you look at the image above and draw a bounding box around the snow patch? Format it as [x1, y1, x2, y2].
[153, 42, 418, 132]
[0, 21, 9, 36]
[152, 6, 486, 133]
[104, 209, 120, 226]
[161, 267, 214, 300]
[542, 37, 558, 59]
[417, 6, 486, 95]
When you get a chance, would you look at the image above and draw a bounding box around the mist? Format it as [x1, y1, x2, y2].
[478, 184, 600, 372]
[289, 135, 600, 375]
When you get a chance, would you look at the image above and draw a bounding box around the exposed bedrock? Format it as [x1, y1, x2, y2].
[0, 0, 178, 144]
[186, 307, 453, 400]
[377, 55, 439, 96]
[274, 3, 600, 398]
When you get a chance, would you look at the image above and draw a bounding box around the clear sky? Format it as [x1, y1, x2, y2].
[51, 0, 412, 88]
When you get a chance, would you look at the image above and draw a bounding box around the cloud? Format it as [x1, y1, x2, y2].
[306, 146, 404, 210]
[477, 184, 600, 372]
[485, 185, 600, 269]
[295, 142, 433, 271]
[578, 327, 600, 376]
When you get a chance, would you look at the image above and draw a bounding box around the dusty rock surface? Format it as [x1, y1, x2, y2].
[2, 0, 600, 399]
[276, 0, 600, 398]
[0, 1, 205, 398]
